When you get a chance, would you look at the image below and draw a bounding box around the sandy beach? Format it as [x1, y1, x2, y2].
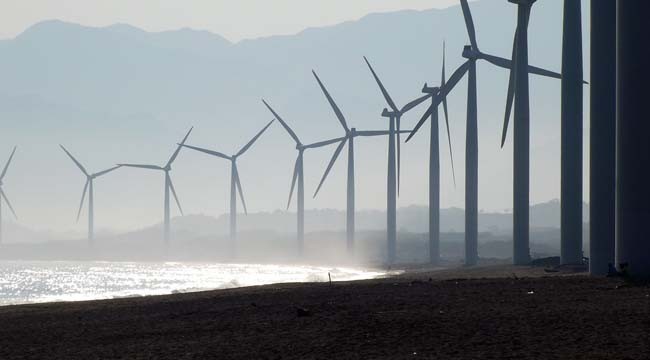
[0, 265, 648, 359]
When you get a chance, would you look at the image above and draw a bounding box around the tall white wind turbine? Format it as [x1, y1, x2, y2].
[181, 120, 274, 254]
[60, 145, 121, 246]
[262, 99, 344, 256]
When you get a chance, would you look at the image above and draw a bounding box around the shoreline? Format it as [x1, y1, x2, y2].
[2, 264, 646, 359]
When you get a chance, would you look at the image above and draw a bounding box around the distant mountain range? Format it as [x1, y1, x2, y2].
[2, 199, 588, 245]
[0, 0, 590, 234]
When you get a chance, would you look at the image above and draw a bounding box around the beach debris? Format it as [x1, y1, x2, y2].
[295, 306, 311, 317]
[607, 263, 619, 277]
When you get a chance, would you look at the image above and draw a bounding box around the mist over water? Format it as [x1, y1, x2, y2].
[0, 260, 386, 306]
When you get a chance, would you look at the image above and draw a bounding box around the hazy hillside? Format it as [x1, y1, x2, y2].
[0, 0, 591, 234]
[0, 198, 584, 243]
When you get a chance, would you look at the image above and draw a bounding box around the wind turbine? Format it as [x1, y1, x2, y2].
[408, 0, 562, 266]
[311, 70, 413, 255]
[60, 145, 121, 246]
[414, 43, 458, 265]
[0, 147, 18, 245]
[363, 56, 431, 264]
[180, 120, 274, 253]
[119, 127, 193, 248]
[262, 99, 345, 256]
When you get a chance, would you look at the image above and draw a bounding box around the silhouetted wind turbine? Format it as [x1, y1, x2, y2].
[408, 0, 562, 266]
[60, 145, 121, 246]
[311, 70, 413, 255]
[363, 56, 431, 264]
[262, 99, 344, 256]
[119, 127, 193, 248]
[0, 147, 18, 245]
[181, 120, 274, 252]
[464, 0, 565, 266]
[414, 43, 457, 265]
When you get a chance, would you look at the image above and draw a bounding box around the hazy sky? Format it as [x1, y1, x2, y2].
[1, 0, 461, 41]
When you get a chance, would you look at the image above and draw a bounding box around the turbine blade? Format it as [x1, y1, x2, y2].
[312, 70, 349, 132]
[443, 106, 456, 188]
[400, 94, 431, 114]
[441, 41, 450, 125]
[168, 175, 184, 216]
[76, 179, 89, 222]
[233, 165, 248, 215]
[480, 53, 562, 80]
[440, 42, 455, 186]
[303, 136, 346, 149]
[118, 164, 164, 170]
[313, 139, 346, 198]
[356, 130, 390, 137]
[460, 0, 479, 50]
[438, 60, 471, 100]
[180, 144, 231, 160]
[501, 31, 518, 148]
[287, 156, 300, 210]
[262, 99, 301, 145]
[237, 119, 275, 157]
[405, 106, 435, 143]
[501, 70, 516, 148]
[59, 145, 88, 176]
[167, 127, 194, 167]
[363, 56, 398, 112]
[0, 189, 17, 220]
[93, 165, 121, 178]
[0, 146, 17, 181]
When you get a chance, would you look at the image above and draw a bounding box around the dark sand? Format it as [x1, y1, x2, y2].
[0, 265, 648, 359]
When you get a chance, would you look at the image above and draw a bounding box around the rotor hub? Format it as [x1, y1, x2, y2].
[462, 45, 480, 60]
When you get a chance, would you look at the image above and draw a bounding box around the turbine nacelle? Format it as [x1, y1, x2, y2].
[382, 108, 399, 118]
[462, 45, 480, 60]
[508, 0, 536, 6]
[422, 83, 441, 95]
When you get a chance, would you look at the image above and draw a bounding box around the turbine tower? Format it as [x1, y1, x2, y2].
[363, 56, 431, 264]
[60, 145, 121, 246]
[0, 147, 18, 245]
[311, 70, 412, 255]
[119, 127, 193, 248]
[181, 120, 274, 254]
[560, 0, 584, 265]
[263, 99, 344, 256]
[588, 0, 616, 276]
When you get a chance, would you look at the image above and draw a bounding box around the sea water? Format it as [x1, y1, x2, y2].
[0, 261, 386, 306]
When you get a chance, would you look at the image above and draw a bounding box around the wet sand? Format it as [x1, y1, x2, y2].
[0, 265, 648, 359]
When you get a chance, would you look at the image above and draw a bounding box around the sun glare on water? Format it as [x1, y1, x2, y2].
[0, 261, 387, 306]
